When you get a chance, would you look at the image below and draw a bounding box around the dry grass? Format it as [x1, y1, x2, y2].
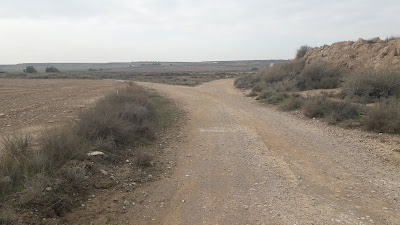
[77, 84, 155, 148]
[279, 95, 304, 111]
[363, 98, 400, 133]
[296, 61, 342, 90]
[302, 97, 361, 124]
[343, 70, 400, 103]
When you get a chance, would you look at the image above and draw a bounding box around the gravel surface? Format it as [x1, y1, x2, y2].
[132, 79, 400, 225]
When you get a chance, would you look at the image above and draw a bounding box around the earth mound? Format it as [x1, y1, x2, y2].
[304, 37, 400, 71]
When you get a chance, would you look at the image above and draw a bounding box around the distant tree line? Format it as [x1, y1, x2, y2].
[24, 66, 60, 73]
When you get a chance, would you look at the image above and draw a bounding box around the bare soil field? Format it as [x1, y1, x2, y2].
[0, 79, 122, 140]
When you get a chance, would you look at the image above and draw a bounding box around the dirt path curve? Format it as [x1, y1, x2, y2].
[132, 79, 400, 225]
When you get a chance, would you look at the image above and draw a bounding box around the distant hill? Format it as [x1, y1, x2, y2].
[0, 60, 288, 73]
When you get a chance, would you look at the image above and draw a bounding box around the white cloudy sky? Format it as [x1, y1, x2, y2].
[0, 0, 399, 64]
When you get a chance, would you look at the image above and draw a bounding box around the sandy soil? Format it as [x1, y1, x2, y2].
[62, 79, 400, 224]
[0, 79, 122, 140]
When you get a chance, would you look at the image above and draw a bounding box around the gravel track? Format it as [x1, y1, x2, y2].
[133, 79, 400, 225]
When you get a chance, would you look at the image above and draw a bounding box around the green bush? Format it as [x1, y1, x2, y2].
[296, 61, 342, 90]
[45, 67, 60, 73]
[363, 98, 400, 133]
[303, 97, 360, 124]
[25, 66, 37, 73]
[343, 70, 400, 103]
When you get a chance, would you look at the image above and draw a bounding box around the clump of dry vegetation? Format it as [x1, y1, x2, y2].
[235, 46, 400, 133]
[296, 45, 312, 58]
[363, 98, 400, 133]
[302, 97, 361, 124]
[342, 70, 400, 103]
[296, 61, 342, 90]
[0, 82, 177, 223]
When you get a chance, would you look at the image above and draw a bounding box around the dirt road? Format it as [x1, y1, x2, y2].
[130, 79, 400, 224]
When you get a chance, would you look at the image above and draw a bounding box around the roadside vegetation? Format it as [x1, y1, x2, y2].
[235, 46, 400, 134]
[0, 82, 179, 223]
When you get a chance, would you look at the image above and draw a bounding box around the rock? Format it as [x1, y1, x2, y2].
[88, 151, 106, 157]
[0, 113, 5, 118]
[45, 187, 53, 192]
[99, 169, 108, 176]
[48, 120, 55, 123]
[123, 200, 130, 206]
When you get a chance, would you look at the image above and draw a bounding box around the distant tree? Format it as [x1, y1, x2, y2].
[25, 66, 37, 73]
[296, 45, 312, 59]
[45, 66, 60, 73]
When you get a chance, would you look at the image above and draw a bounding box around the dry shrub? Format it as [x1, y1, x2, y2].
[261, 59, 305, 84]
[343, 70, 400, 103]
[135, 150, 154, 168]
[296, 45, 312, 58]
[234, 73, 261, 89]
[0, 135, 32, 197]
[77, 84, 155, 147]
[296, 61, 342, 90]
[363, 98, 400, 133]
[39, 126, 86, 170]
[303, 97, 360, 124]
[280, 95, 304, 111]
[234, 60, 304, 92]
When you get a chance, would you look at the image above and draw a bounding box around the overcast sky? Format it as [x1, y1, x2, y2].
[0, 0, 399, 64]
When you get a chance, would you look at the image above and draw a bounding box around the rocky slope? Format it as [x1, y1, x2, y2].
[304, 37, 400, 71]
